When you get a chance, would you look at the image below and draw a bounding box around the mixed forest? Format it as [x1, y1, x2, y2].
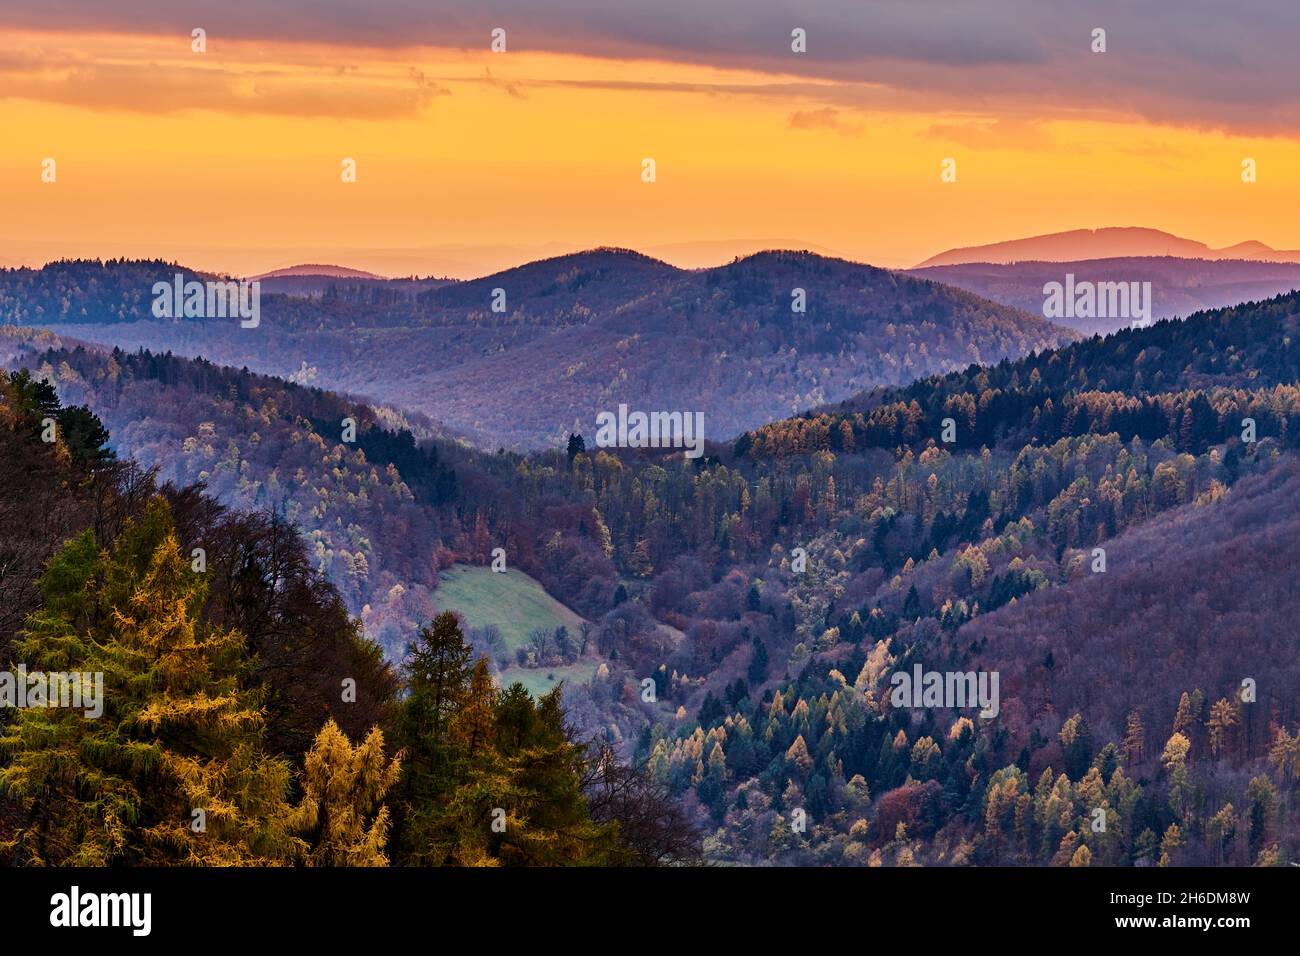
[2, 268, 1300, 867]
[0, 254, 1073, 448]
[0, 368, 695, 865]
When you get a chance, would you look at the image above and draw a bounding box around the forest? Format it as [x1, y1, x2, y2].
[0, 254, 1073, 448]
[2, 281, 1300, 867]
[0, 369, 696, 865]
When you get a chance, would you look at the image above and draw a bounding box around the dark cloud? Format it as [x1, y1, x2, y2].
[1, 0, 1298, 134]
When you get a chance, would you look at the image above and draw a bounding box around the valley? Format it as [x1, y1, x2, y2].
[5, 278, 1300, 866]
[1, 252, 1073, 449]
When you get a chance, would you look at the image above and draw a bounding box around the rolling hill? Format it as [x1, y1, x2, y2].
[252, 264, 387, 280]
[915, 226, 1300, 268]
[6, 281, 1300, 867]
[0, 251, 1074, 448]
[909, 256, 1300, 334]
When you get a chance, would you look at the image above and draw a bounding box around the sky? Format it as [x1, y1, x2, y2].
[2, 1, 1299, 277]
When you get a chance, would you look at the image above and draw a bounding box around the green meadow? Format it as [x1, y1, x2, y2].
[434, 564, 595, 696]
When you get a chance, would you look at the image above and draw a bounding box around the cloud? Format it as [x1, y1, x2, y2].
[788, 108, 860, 135]
[481, 65, 527, 100]
[2, 1, 1300, 135]
[924, 118, 1054, 151]
[0, 47, 450, 118]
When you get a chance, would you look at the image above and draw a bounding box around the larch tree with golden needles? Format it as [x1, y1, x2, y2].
[450, 658, 496, 758]
[0, 499, 304, 866]
[299, 719, 402, 866]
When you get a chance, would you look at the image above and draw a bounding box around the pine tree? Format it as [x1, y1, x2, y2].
[487, 685, 624, 866]
[403, 611, 475, 761]
[393, 611, 477, 864]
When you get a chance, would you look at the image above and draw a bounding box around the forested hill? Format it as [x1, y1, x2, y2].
[1, 253, 1075, 447]
[1, 336, 501, 650]
[572, 287, 1300, 867]
[739, 289, 1300, 457]
[0, 369, 698, 867]
[0, 332, 638, 724]
[7, 281, 1300, 867]
[0, 260, 214, 325]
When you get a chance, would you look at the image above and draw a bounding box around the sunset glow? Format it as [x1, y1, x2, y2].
[3, 20, 1299, 276]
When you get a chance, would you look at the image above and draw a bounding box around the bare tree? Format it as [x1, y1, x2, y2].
[581, 743, 704, 866]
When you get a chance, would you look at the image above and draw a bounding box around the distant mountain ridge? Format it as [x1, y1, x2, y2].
[251, 264, 386, 280]
[0, 249, 1075, 447]
[909, 256, 1300, 334]
[916, 227, 1300, 268]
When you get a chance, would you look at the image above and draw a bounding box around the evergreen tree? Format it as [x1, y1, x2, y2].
[747, 635, 769, 686]
[393, 611, 477, 864]
[393, 614, 621, 866]
[488, 684, 624, 866]
[403, 611, 475, 763]
[0, 499, 303, 865]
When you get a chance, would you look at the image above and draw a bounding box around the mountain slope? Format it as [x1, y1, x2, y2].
[8, 278, 1300, 867]
[910, 256, 1300, 333]
[951, 458, 1300, 753]
[2, 252, 1075, 448]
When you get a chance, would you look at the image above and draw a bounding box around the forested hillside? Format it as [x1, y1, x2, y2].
[1, 253, 1074, 448]
[4, 287, 1300, 867]
[1, 334, 620, 687]
[486, 290, 1300, 866]
[0, 370, 696, 866]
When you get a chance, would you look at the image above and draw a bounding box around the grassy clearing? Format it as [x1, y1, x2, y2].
[435, 564, 587, 651]
[434, 564, 595, 697]
[509, 661, 600, 698]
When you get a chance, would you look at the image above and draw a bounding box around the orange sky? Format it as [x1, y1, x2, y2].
[2, 28, 1298, 277]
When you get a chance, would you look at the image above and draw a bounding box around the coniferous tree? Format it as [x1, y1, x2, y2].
[747, 635, 769, 686]
[0, 499, 304, 865]
[299, 719, 402, 866]
[404, 611, 475, 763]
[392, 611, 476, 864]
[393, 614, 621, 866]
[450, 658, 496, 758]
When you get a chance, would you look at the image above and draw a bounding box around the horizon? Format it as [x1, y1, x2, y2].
[4, 2, 1300, 276]
[5, 225, 1298, 281]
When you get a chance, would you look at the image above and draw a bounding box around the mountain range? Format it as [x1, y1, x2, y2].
[910, 256, 1300, 333]
[5, 281, 1300, 867]
[914, 226, 1300, 268]
[0, 250, 1073, 448]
